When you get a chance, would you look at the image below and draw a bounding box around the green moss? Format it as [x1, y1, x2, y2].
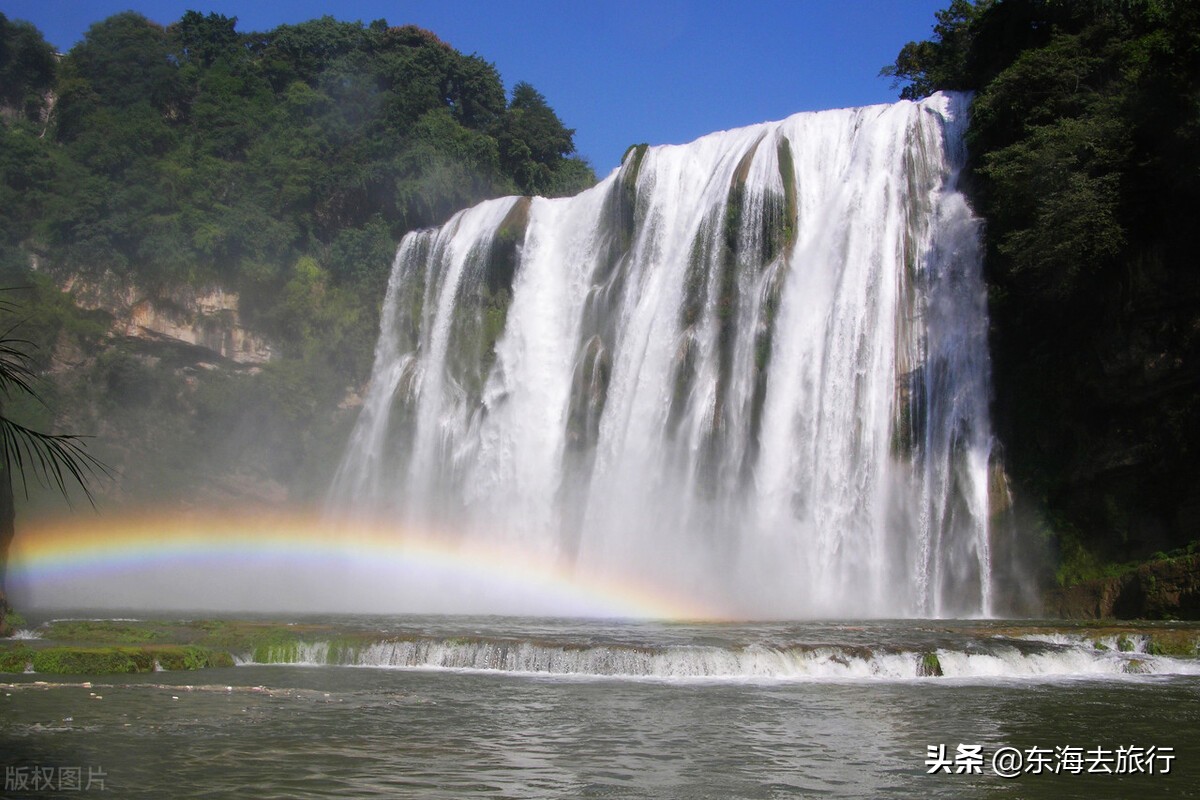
[43, 620, 168, 644]
[250, 628, 304, 663]
[775, 137, 797, 253]
[680, 220, 714, 330]
[613, 144, 648, 253]
[4, 610, 27, 629]
[147, 645, 231, 671]
[31, 647, 155, 675]
[891, 386, 914, 457]
[0, 645, 34, 673]
[208, 650, 236, 668]
[619, 142, 650, 229]
[325, 638, 364, 666]
[1117, 634, 1135, 652]
[754, 147, 795, 267]
[890, 371, 926, 458]
[184, 620, 333, 654]
[621, 143, 650, 168]
[1054, 525, 1121, 587]
[706, 145, 760, 455]
[488, 197, 531, 295]
[666, 336, 698, 437]
[253, 643, 295, 663]
[442, 218, 524, 403]
[565, 335, 612, 452]
[15, 619, 377, 670]
[918, 651, 944, 677]
[479, 286, 512, 380]
[1146, 632, 1198, 657]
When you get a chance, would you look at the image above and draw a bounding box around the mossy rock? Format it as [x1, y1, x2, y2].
[31, 647, 156, 675]
[0, 645, 34, 673]
[775, 136, 797, 253]
[325, 639, 365, 666]
[621, 142, 649, 168]
[1146, 631, 1198, 657]
[146, 645, 233, 671]
[618, 143, 650, 214]
[12, 619, 395, 670]
[918, 651, 944, 677]
[487, 197, 531, 295]
[251, 629, 306, 663]
[208, 651, 236, 668]
[0, 592, 9, 637]
[565, 334, 612, 451]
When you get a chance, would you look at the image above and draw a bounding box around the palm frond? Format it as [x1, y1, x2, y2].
[0, 416, 110, 507]
[0, 333, 44, 402]
[0, 288, 50, 405]
[0, 287, 110, 506]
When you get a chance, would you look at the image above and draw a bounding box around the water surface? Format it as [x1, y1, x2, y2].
[2, 615, 1196, 798]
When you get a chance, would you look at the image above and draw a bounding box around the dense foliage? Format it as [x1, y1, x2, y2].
[888, 0, 1200, 580]
[1, 10, 592, 353]
[0, 11, 594, 509]
[0, 14, 55, 123]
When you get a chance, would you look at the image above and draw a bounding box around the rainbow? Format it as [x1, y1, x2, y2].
[6, 511, 724, 620]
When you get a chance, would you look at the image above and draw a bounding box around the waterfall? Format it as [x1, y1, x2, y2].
[331, 92, 995, 618]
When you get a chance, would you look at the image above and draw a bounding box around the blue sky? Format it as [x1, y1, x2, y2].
[4, 1, 948, 175]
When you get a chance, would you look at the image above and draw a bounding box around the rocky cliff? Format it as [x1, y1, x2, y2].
[57, 269, 273, 365]
[1043, 553, 1200, 620]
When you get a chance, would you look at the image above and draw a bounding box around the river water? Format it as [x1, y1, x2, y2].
[2, 615, 1197, 798]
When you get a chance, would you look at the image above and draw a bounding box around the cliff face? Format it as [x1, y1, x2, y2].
[58, 270, 273, 365]
[0, 267, 350, 516]
[986, 228, 1200, 580]
[1043, 554, 1200, 620]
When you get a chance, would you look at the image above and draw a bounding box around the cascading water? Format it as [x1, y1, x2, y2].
[330, 92, 996, 618]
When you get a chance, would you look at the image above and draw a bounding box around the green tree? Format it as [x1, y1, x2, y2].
[0, 13, 57, 123]
[171, 11, 240, 69]
[881, 0, 989, 99]
[499, 81, 583, 195]
[56, 12, 181, 138]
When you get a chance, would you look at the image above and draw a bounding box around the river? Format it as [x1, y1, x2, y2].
[2, 615, 1197, 798]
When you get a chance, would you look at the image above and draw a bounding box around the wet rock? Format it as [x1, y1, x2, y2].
[1043, 553, 1200, 619]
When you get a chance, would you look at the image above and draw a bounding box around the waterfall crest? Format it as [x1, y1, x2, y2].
[331, 92, 995, 618]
